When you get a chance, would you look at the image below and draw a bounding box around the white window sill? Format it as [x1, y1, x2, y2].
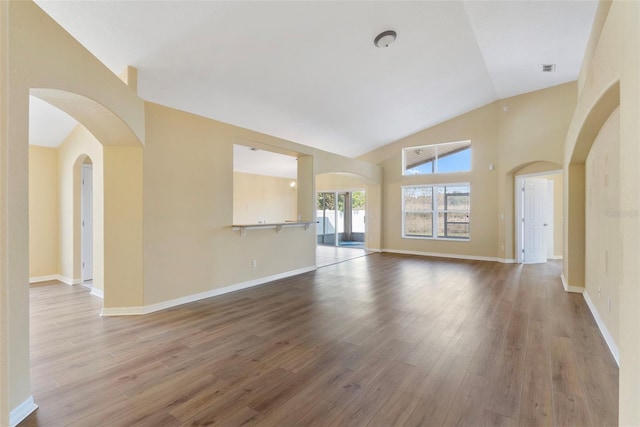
[402, 235, 470, 242]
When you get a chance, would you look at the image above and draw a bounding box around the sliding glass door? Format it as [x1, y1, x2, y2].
[317, 192, 335, 245]
[316, 191, 365, 247]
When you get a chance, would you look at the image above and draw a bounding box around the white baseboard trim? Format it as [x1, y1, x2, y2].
[549, 255, 564, 260]
[583, 290, 620, 366]
[560, 273, 584, 293]
[29, 275, 82, 285]
[10, 396, 37, 427]
[101, 265, 317, 317]
[364, 247, 382, 253]
[90, 287, 104, 299]
[29, 275, 58, 284]
[381, 248, 515, 264]
[57, 275, 82, 286]
[101, 305, 146, 316]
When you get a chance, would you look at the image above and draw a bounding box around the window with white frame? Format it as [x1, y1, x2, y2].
[402, 183, 470, 240]
[403, 140, 471, 175]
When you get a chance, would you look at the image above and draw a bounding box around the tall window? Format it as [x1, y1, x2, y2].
[402, 183, 470, 240]
[403, 140, 471, 175]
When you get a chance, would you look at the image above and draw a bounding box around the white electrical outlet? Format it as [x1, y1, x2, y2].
[252, 259, 257, 268]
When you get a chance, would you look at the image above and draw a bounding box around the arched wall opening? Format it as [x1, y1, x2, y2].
[53, 127, 105, 305]
[78, 156, 94, 286]
[315, 172, 381, 252]
[29, 90, 144, 310]
[70, 152, 103, 298]
[3, 2, 140, 423]
[511, 161, 563, 264]
[564, 81, 620, 289]
[8, 88, 144, 424]
[6, 91, 143, 425]
[502, 161, 562, 262]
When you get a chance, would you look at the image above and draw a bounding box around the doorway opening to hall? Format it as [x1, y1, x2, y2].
[317, 190, 366, 248]
[516, 170, 563, 264]
[81, 160, 93, 288]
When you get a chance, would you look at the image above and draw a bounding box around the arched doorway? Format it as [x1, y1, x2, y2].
[565, 81, 620, 290]
[26, 97, 104, 297]
[315, 172, 379, 267]
[2, 3, 146, 423]
[564, 82, 621, 365]
[512, 162, 563, 264]
[80, 157, 93, 287]
[316, 190, 366, 248]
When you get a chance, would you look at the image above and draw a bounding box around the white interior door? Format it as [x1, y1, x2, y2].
[81, 165, 93, 282]
[523, 178, 548, 264]
[545, 180, 554, 259]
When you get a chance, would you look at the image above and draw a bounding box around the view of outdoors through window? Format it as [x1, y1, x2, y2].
[317, 191, 366, 247]
[403, 140, 471, 175]
[403, 184, 470, 239]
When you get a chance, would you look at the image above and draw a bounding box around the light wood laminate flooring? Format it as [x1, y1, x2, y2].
[22, 254, 618, 426]
[316, 245, 369, 267]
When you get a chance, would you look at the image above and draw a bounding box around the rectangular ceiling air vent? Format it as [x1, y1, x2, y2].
[542, 64, 556, 72]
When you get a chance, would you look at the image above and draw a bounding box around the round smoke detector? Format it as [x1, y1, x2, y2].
[374, 30, 397, 48]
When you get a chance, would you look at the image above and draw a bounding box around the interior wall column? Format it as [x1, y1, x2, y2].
[297, 155, 314, 222]
[365, 184, 382, 251]
[2, 4, 34, 419]
[563, 163, 585, 288]
[0, 1, 10, 423]
[102, 145, 144, 310]
[618, 2, 640, 421]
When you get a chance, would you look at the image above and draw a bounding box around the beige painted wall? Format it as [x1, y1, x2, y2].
[497, 83, 576, 261]
[233, 172, 297, 224]
[103, 145, 144, 308]
[3, 1, 382, 419]
[577, 1, 612, 95]
[497, 84, 574, 171]
[360, 84, 574, 261]
[58, 126, 104, 291]
[515, 162, 561, 176]
[297, 155, 315, 223]
[586, 107, 620, 347]
[16, 0, 638, 423]
[141, 103, 381, 309]
[360, 83, 575, 261]
[316, 173, 368, 192]
[549, 173, 563, 259]
[5, 0, 386, 421]
[2, 1, 147, 415]
[360, 102, 500, 258]
[0, 2, 9, 422]
[564, 1, 639, 423]
[142, 102, 315, 306]
[28, 146, 59, 278]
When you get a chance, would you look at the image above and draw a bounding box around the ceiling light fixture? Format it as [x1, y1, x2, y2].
[374, 30, 397, 48]
[542, 64, 556, 72]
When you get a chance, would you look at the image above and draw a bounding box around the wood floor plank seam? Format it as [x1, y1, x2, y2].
[20, 255, 617, 426]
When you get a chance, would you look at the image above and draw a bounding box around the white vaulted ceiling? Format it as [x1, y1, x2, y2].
[32, 1, 597, 157]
